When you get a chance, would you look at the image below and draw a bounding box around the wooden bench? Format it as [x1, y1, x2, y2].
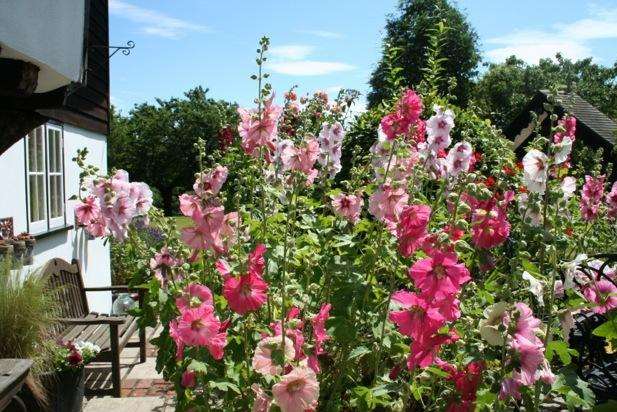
[41, 258, 146, 397]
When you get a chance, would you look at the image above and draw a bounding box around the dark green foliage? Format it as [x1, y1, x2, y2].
[473, 55, 617, 130]
[108, 86, 238, 214]
[367, 0, 480, 108]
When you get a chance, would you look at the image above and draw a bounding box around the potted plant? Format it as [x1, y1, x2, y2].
[8, 237, 26, 264]
[16, 232, 36, 265]
[38, 340, 100, 412]
[0, 239, 13, 259]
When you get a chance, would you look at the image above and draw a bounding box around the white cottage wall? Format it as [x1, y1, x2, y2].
[0, 124, 112, 312]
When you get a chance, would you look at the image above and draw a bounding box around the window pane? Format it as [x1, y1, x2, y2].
[50, 175, 63, 218]
[36, 128, 44, 172]
[49, 130, 56, 173]
[29, 174, 46, 222]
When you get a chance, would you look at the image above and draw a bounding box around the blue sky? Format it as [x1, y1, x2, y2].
[109, 0, 617, 114]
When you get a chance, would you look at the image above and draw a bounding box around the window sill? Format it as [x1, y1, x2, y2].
[33, 224, 74, 240]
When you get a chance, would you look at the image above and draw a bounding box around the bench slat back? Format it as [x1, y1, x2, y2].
[41, 258, 89, 326]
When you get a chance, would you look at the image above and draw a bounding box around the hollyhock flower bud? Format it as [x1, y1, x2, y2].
[181, 370, 196, 388]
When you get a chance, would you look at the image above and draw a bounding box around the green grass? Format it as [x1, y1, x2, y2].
[173, 215, 193, 230]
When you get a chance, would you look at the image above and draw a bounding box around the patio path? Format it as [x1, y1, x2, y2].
[83, 325, 176, 412]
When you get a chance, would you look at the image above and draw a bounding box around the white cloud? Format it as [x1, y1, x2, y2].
[326, 85, 343, 95]
[270, 45, 314, 60]
[485, 6, 617, 64]
[109, 0, 209, 39]
[297, 30, 343, 39]
[269, 61, 355, 76]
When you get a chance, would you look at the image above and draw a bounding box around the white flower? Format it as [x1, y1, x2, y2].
[426, 105, 455, 137]
[446, 141, 473, 176]
[522, 149, 549, 194]
[561, 176, 576, 199]
[553, 136, 573, 164]
[522, 271, 544, 306]
[518, 193, 542, 226]
[559, 309, 575, 342]
[563, 254, 588, 289]
[479, 302, 508, 346]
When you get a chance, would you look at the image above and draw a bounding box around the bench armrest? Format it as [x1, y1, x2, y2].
[58, 316, 126, 325]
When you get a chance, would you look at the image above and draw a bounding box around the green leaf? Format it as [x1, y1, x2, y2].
[348, 346, 371, 360]
[592, 319, 617, 340]
[187, 359, 208, 373]
[546, 340, 572, 365]
[521, 259, 541, 276]
[210, 380, 241, 394]
[594, 400, 617, 411]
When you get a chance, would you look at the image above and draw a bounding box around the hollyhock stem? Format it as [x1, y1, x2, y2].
[372, 261, 397, 383]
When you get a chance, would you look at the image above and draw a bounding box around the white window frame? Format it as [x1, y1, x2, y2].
[25, 123, 66, 234]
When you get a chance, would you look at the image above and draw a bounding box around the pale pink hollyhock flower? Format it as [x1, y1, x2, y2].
[368, 183, 409, 227]
[331, 193, 363, 223]
[272, 366, 320, 412]
[536, 360, 556, 385]
[194, 165, 229, 198]
[238, 95, 282, 158]
[175, 305, 227, 359]
[176, 283, 214, 311]
[554, 280, 565, 298]
[130, 182, 153, 215]
[311, 303, 331, 355]
[583, 279, 617, 314]
[181, 370, 196, 388]
[251, 384, 272, 412]
[150, 246, 180, 284]
[181, 225, 224, 254]
[522, 149, 548, 194]
[561, 176, 576, 200]
[512, 302, 542, 340]
[223, 272, 269, 315]
[252, 336, 295, 376]
[397, 204, 431, 257]
[409, 251, 471, 299]
[426, 105, 455, 138]
[606, 182, 617, 218]
[86, 217, 106, 238]
[111, 193, 136, 225]
[445, 141, 473, 176]
[509, 335, 544, 385]
[178, 194, 202, 219]
[75, 195, 100, 225]
[499, 378, 521, 400]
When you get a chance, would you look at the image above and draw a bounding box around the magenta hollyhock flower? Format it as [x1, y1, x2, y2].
[606, 182, 617, 218]
[583, 279, 617, 314]
[181, 370, 196, 388]
[389, 290, 446, 339]
[272, 366, 320, 412]
[223, 272, 269, 315]
[380, 112, 410, 140]
[75, 195, 100, 225]
[512, 302, 542, 340]
[248, 244, 267, 276]
[311, 303, 331, 356]
[193, 165, 228, 198]
[407, 331, 456, 370]
[175, 305, 227, 359]
[409, 251, 471, 299]
[471, 207, 510, 249]
[252, 336, 295, 376]
[397, 89, 423, 124]
[176, 283, 214, 311]
[553, 115, 576, 143]
[331, 193, 363, 224]
[169, 319, 185, 361]
[397, 204, 431, 257]
[580, 175, 605, 221]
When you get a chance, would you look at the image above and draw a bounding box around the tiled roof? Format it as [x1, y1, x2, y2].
[540, 90, 616, 146]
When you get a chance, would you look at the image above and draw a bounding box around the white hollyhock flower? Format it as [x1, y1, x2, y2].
[553, 136, 573, 164]
[479, 302, 508, 346]
[561, 176, 576, 199]
[522, 271, 545, 306]
[522, 149, 549, 194]
[446, 141, 473, 176]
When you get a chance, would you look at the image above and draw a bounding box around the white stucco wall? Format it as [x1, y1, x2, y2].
[0, 124, 112, 313]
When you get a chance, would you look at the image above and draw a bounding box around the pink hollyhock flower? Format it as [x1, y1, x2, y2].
[606, 182, 617, 218]
[75, 195, 100, 225]
[553, 115, 576, 143]
[238, 95, 282, 159]
[331, 193, 363, 223]
[252, 336, 296, 376]
[536, 360, 556, 385]
[583, 279, 617, 314]
[512, 302, 542, 340]
[380, 112, 410, 140]
[398, 89, 423, 124]
[312, 303, 331, 355]
[471, 207, 510, 249]
[522, 149, 548, 194]
[197, 204, 226, 232]
[248, 244, 267, 276]
[194, 165, 228, 198]
[178, 194, 202, 219]
[86, 217, 106, 238]
[509, 334, 544, 385]
[272, 366, 320, 412]
[368, 183, 409, 227]
[580, 175, 605, 221]
[181, 370, 196, 388]
[175, 305, 227, 359]
[409, 251, 471, 299]
[176, 283, 214, 311]
[180, 225, 224, 254]
[389, 290, 447, 338]
[130, 182, 153, 215]
[426, 105, 455, 140]
[150, 246, 180, 284]
[499, 378, 521, 400]
[169, 319, 185, 360]
[111, 193, 136, 225]
[251, 384, 272, 412]
[223, 272, 269, 315]
[446, 141, 473, 176]
[397, 204, 431, 257]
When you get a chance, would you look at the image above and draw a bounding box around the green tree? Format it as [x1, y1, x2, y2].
[108, 86, 238, 214]
[473, 55, 617, 130]
[367, 0, 480, 108]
